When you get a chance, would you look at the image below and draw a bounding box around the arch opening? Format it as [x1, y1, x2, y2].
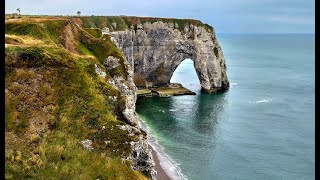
[170, 59, 201, 92]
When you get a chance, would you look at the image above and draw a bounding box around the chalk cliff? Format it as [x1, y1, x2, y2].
[108, 18, 229, 93]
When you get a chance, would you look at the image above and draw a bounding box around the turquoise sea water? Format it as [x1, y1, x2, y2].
[136, 34, 315, 180]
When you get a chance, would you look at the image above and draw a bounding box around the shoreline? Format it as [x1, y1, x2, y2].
[137, 112, 184, 179]
[149, 144, 172, 180]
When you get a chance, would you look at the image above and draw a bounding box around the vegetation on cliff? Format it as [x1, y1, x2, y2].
[5, 16, 147, 179]
[79, 15, 214, 32]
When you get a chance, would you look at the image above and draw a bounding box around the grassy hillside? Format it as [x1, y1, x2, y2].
[5, 17, 147, 179]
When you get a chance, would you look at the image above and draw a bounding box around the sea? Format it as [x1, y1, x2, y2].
[136, 34, 315, 180]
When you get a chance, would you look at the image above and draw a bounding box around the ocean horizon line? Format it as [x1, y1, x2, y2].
[216, 32, 315, 35]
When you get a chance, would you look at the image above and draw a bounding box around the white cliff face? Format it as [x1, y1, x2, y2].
[129, 135, 156, 180]
[101, 56, 156, 179]
[102, 56, 139, 126]
[110, 21, 229, 93]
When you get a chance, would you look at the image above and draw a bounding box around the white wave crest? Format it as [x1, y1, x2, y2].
[230, 82, 238, 88]
[137, 117, 188, 180]
[249, 99, 272, 104]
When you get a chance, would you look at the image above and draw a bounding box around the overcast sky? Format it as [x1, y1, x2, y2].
[5, 0, 315, 33]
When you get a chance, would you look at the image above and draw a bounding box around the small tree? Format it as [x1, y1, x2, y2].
[77, 11, 81, 17]
[17, 8, 21, 16]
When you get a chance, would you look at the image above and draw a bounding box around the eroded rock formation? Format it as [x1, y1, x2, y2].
[99, 56, 156, 178]
[110, 21, 229, 93]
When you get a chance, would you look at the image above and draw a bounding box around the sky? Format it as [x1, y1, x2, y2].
[5, 0, 315, 33]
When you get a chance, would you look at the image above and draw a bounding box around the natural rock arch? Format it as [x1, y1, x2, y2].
[110, 20, 229, 93]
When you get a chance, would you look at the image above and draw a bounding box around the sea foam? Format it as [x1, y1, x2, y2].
[137, 116, 188, 180]
[230, 82, 238, 88]
[249, 98, 272, 104]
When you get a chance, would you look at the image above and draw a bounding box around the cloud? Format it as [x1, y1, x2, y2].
[5, 0, 314, 33]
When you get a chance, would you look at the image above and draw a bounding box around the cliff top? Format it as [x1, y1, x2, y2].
[83, 16, 214, 32]
[5, 14, 214, 32]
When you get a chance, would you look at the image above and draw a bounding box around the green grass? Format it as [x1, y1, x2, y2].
[5, 22, 48, 39]
[78, 33, 128, 79]
[79, 15, 213, 32]
[5, 45, 146, 179]
[83, 28, 102, 38]
[5, 36, 23, 44]
[80, 16, 129, 31]
[203, 23, 214, 32]
[5, 131, 147, 179]
[5, 17, 148, 179]
[106, 16, 129, 31]
[5, 18, 129, 79]
[5, 96, 17, 131]
[78, 43, 93, 56]
[5, 19, 69, 45]
[6, 15, 214, 34]
[5, 46, 78, 68]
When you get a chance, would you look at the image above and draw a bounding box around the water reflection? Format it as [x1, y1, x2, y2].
[170, 92, 228, 177]
[192, 93, 227, 136]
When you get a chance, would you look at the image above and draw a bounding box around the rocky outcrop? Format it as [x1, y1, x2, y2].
[129, 134, 156, 180]
[115, 124, 156, 179]
[102, 56, 139, 126]
[101, 55, 156, 178]
[110, 20, 229, 93]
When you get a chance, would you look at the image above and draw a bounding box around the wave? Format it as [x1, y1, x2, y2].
[249, 98, 272, 104]
[230, 82, 238, 88]
[137, 117, 188, 180]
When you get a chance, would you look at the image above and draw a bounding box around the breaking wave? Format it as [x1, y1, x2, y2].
[230, 82, 238, 88]
[138, 116, 188, 180]
[249, 98, 272, 104]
